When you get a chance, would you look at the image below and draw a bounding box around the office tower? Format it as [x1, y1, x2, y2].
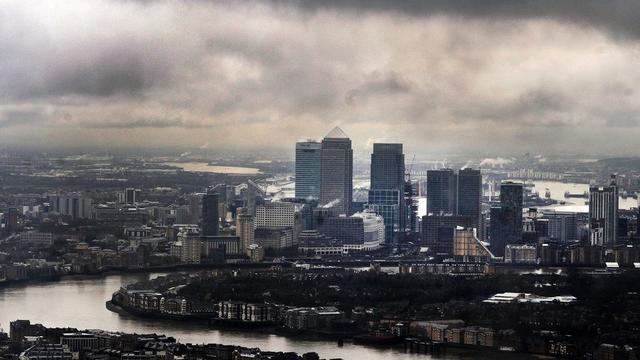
[368, 143, 405, 243]
[489, 181, 523, 256]
[255, 202, 296, 228]
[48, 194, 93, 220]
[426, 169, 457, 215]
[589, 175, 618, 246]
[178, 228, 201, 264]
[295, 141, 322, 199]
[457, 168, 482, 229]
[370, 143, 405, 190]
[201, 193, 219, 237]
[236, 208, 254, 255]
[546, 213, 578, 244]
[319, 127, 353, 215]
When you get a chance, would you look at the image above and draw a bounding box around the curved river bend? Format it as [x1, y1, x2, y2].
[0, 273, 528, 360]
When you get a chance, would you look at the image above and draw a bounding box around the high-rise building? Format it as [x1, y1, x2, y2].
[370, 143, 405, 190]
[589, 175, 618, 247]
[319, 127, 353, 215]
[236, 208, 255, 255]
[201, 193, 219, 237]
[178, 228, 201, 264]
[295, 141, 322, 200]
[426, 169, 457, 215]
[48, 194, 93, 220]
[545, 212, 578, 244]
[368, 143, 405, 243]
[489, 181, 523, 256]
[457, 168, 482, 229]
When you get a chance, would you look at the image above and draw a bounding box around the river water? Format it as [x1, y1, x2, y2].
[0, 273, 530, 360]
[532, 180, 638, 213]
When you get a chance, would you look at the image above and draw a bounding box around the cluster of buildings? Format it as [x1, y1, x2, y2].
[422, 170, 640, 267]
[4, 320, 321, 360]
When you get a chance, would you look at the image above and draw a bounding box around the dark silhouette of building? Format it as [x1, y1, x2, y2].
[201, 193, 219, 237]
[457, 168, 482, 229]
[295, 140, 322, 200]
[368, 143, 406, 243]
[370, 143, 405, 190]
[489, 181, 523, 257]
[319, 127, 353, 215]
[426, 169, 457, 215]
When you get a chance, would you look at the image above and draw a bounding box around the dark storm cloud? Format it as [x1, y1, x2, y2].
[1, 0, 640, 156]
[346, 72, 413, 105]
[267, 0, 640, 39]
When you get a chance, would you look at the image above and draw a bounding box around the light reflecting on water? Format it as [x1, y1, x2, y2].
[533, 180, 637, 213]
[164, 162, 261, 175]
[0, 273, 461, 360]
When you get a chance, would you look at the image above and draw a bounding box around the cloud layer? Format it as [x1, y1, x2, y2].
[1, 0, 640, 156]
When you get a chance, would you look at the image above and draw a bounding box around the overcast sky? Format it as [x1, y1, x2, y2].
[1, 0, 640, 156]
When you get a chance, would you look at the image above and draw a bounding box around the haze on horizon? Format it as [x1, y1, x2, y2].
[1, 0, 640, 157]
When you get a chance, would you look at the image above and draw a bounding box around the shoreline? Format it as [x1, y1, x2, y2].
[104, 300, 555, 359]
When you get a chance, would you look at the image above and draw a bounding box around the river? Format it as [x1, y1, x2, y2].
[164, 162, 262, 175]
[532, 180, 638, 213]
[0, 273, 531, 360]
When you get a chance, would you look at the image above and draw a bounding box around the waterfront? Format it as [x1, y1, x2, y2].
[0, 273, 537, 360]
[532, 181, 638, 213]
[164, 162, 262, 175]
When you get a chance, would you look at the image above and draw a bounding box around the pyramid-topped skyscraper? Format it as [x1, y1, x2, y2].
[320, 126, 353, 215]
[324, 126, 349, 139]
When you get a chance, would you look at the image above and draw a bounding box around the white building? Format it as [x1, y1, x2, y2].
[351, 210, 385, 250]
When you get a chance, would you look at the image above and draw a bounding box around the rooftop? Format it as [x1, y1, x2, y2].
[324, 126, 349, 139]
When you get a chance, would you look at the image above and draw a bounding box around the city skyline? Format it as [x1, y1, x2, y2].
[2, 1, 640, 157]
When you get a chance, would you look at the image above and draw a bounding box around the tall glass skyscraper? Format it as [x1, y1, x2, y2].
[457, 168, 482, 229]
[370, 143, 405, 190]
[295, 140, 321, 199]
[201, 192, 219, 237]
[369, 143, 405, 242]
[426, 169, 457, 215]
[489, 181, 523, 256]
[589, 175, 618, 246]
[319, 127, 353, 215]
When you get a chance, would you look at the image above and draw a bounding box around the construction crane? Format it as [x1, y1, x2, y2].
[406, 154, 416, 181]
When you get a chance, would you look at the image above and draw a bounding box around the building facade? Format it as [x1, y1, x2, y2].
[295, 141, 322, 200]
[319, 127, 353, 215]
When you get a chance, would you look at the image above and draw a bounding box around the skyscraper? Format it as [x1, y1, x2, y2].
[295, 141, 322, 200]
[489, 181, 523, 256]
[368, 143, 405, 242]
[370, 143, 405, 190]
[201, 193, 219, 237]
[589, 175, 618, 247]
[236, 208, 254, 255]
[426, 169, 457, 215]
[319, 127, 353, 215]
[457, 168, 482, 229]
